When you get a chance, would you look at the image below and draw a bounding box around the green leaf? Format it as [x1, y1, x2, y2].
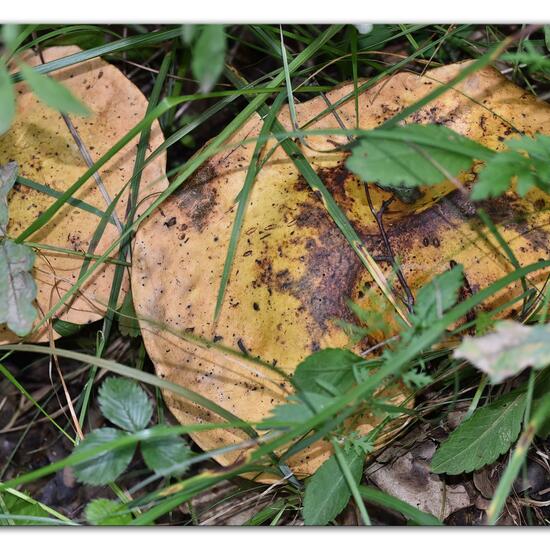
[72, 427, 136, 485]
[52, 318, 83, 337]
[431, 391, 526, 475]
[98, 377, 153, 432]
[118, 291, 140, 337]
[303, 447, 364, 525]
[0, 61, 15, 136]
[501, 41, 550, 75]
[261, 392, 333, 429]
[509, 134, 550, 185]
[191, 25, 226, 92]
[293, 348, 364, 396]
[472, 134, 550, 199]
[471, 151, 528, 200]
[412, 264, 464, 329]
[181, 24, 196, 45]
[402, 368, 433, 389]
[454, 321, 550, 384]
[346, 124, 490, 189]
[545, 26, 550, 52]
[0, 161, 18, 232]
[141, 432, 192, 476]
[0, 492, 50, 526]
[84, 498, 132, 526]
[0, 239, 37, 336]
[358, 486, 442, 526]
[18, 62, 89, 116]
[1, 24, 20, 51]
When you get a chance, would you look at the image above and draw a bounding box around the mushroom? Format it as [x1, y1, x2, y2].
[0, 46, 167, 343]
[131, 61, 550, 477]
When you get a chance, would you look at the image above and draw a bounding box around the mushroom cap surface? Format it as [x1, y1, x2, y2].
[0, 46, 167, 343]
[132, 61, 550, 477]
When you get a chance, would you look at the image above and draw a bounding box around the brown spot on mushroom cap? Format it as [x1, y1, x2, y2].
[0, 46, 167, 343]
[132, 60, 550, 479]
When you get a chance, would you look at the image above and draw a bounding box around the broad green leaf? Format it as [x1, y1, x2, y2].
[0, 239, 37, 336]
[0, 161, 17, 232]
[141, 432, 192, 476]
[98, 377, 153, 432]
[431, 391, 526, 475]
[293, 348, 364, 396]
[84, 498, 132, 526]
[303, 447, 364, 525]
[191, 25, 226, 92]
[0, 61, 15, 136]
[346, 124, 490, 189]
[18, 63, 89, 116]
[546, 26, 550, 52]
[454, 321, 550, 384]
[73, 428, 136, 485]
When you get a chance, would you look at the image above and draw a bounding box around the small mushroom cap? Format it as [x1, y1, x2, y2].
[0, 46, 167, 343]
[132, 61, 550, 478]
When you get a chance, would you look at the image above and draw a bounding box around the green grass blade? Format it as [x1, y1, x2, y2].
[10, 27, 182, 82]
[213, 90, 287, 322]
[359, 486, 442, 525]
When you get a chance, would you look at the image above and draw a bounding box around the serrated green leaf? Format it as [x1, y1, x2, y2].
[472, 134, 550, 199]
[431, 391, 526, 475]
[72, 427, 136, 485]
[471, 150, 528, 199]
[18, 62, 89, 116]
[0, 239, 37, 336]
[0, 161, 17, 232]
[191, 25, 226, 92]
[0, 61, 15, 136]
[509, 134, 550, 185]
[84, 498, 132, 526]
[98, 377, 153, 432]
[293, 348, 363, 396]
[303, 447, 364, 525]
[346, 124, 490, 189]
[454, 321, 550, 384]
[141, 431, 192, 476]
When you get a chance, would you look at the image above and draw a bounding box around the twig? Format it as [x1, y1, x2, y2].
[33, 42, 124, 235]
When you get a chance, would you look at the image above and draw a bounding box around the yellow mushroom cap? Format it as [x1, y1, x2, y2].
[0, 46, 167, 343]
[131, 61, 550, 478]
